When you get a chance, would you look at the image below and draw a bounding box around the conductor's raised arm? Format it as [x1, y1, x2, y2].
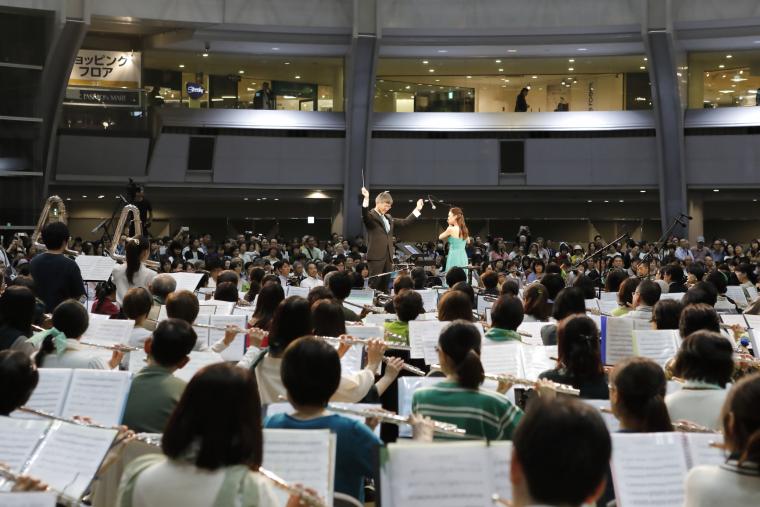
[361, 187, 377, 229]
[393, 198, 424, 228]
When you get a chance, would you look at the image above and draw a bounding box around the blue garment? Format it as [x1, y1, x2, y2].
[446, 236, 469, 272]
[264, 413, 381, 502]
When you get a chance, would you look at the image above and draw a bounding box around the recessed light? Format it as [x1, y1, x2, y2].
[178, 64, 185, 68]
[244, 197, 249, 201]
[97, 195, 104, 199]
[713, 189, 720, 192]
[435, 79, 440, 82]
[640, 66, 646, 70]
[568, 59, 575, 63]
[507, 49, 517, 53]
[66, 197, 71, 201]
[604, 200, 609, 203]
[640, 190, 646, 193]
[587, 200, 593, 203]
[405, 85, 411, 89]
[422, 60, 429, 64]
[429, 69, 435, 73]
[437, 49, 448, 53]
[754, 199, 758, 202]
[274, 198, 279, 201]
[726, 54, 733, 59]
[238, 70, 244, 74]
[295, 75, 301, 79]
[619, 199, 624, 203]
[202, 52, 208, 58]
[532, 75, 537, 79]
[466, 75, 472, 79]
[261, 197, 267, 200]
[577, 48, 588, 51]
[82, 195, 87, 198]
[719, 64, 725, 69]
[568, 67, 574, 71]
[271, 47, 280, 50]
[498, 68, 504, 72]
[495, 59, 502, 63]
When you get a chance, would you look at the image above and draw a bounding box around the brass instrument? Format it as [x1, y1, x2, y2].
[382, 356, 426, 376]
[429, 364, 579, 396]
[31, 195, 80, 256]
[325, 403, 469, 438]
[107, 204, 160, 270]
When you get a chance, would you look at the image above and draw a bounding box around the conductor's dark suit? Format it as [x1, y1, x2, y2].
[362, 205, 418, 290]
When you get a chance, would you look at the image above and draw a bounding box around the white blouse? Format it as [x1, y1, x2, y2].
[684, 460, 760, 507]
[664, 381, 728, 431]
[39, 339, 112, 369]
[112, 263, 156, 305]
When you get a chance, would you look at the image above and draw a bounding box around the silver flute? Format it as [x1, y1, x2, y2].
[317, 335, 412, 352]
[382, 356, 426, 376]
[325, 403, 468, 438]
[429, 364, 580, 396]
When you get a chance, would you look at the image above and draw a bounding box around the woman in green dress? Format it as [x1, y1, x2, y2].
[439, 207, 470, 274]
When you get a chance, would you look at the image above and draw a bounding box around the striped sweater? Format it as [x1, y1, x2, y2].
[411, 380, 523, 441]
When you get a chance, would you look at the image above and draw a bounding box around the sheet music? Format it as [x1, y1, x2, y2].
[173, 351, 225, 383]
[24, 422, 117, 502]
[745, 286, 759, 302]
[263, 429, 333, 507]
[286, 286, 309, 298]
[519, 345, 558, 381]
[346, 325, 384, 340]
[167, 272, 204, 293]
[720, 314, 748, 328]
[0, 417, 50, 473]
[480, 342, 524, 377]
[610, 432, 689, 507]
[128, 350, 149, 372]
[476, 295, 494, 318]
[659, 292, 684, 301]
[585, 299, 600, 312]
[60, 370, 131, 427]
[157, 305, 168, 322]
[749, 329, 760, 359]
[199, 300, 234, 316]
[488, 441, 513, 503]
[743, 314, 760, 329]
[598, 300, 620, 315]
[485, 308, 492, 326]
[386, 441, 494, 507]
[74, 255, 116, 282]
[582, 400, 620, 432]
[16, 369, 72, 417]
[415, 312, 439, 321]
[0, 492, 57, 507]
[330, 338, 363, 375]
[725, 286, 748, 308]
[408, 321, 446, 363]
[87, 312, 111, 321]
[397, 377, 442, 438]
[683, 433, 725, 468]
[191, 314, 211, 345]
[603, 317, 635, 365]
[346, 289, 374, 308]
[632, 330, 680, 368]
[232, 305, 255, 320]
[587, 312, 602, 333]
[416, 290, 438, 313]
[516, 322, 550, 346]
[208, 315, 247, 361]
[363, 313, 395, 326]
[81, 318, 135, 345]
[600, 291, 618, 302]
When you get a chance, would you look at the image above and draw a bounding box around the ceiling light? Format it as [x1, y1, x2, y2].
[619, 199, 624, 203]
[261, 197, 267, 201]
[719, 64, 725, 69]
[640, 66, 646, 70]
[271, 47, 280, 50]
[587, 200, 593, 203]
[437, 49, 448, 53]
[644, 57, 648, 61]
[505, 79, 509, 82]
[466, 75, 472, 79]
[274, 198, 279, 201]
[244, 197, 249, 201]
[507, 49, 517, 53]
[577, 48, 588, 51]
[640, 190, 646, 193]
[97, 195, 104, 199]
[202, 52, 208, 58]
[498, 68, 504, 72]
[66, 197, 71, 201]
[405, 85, 411, 89]
[726, 54, 733, 59]
[306, 190, 328, 199]
[495, 59, 502, 63]
[568, 59, 575, 63]
[178, 64, 185, 68]
[82, 195, 87, 198]
[604, 200, 609, 203]
[568, 67, 574, 71]
[713, 189, 720, 192]
[435, 79, 440, 82]
[295, 75, 301, 79]
[238, 70, 244, 74]
[754, 199, 758, 202]
[429, 69, 435, 73]
[422, 60, 429, 64]
[284, 62, 291, 65]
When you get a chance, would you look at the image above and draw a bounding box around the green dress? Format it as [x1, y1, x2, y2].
[446, 236, 469, 272]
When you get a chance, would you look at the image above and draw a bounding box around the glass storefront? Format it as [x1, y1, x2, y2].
[374, 55, 652, 113]
[688, 50, 760, 108]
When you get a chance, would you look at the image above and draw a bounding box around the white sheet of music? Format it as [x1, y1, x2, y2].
[415, 290, 438, 313]
[24, 422, 117, 503]
[585, 298, 600, 312]
[603, 317, 635, 365]
[346, 289, 374, 309]
[587, 312, 602, 333]
[659, 292, 684, 301]
[683, 433, 725, 468]
[0, 492, 57, 507]
[582, 400, 621, 432]
[167, 272, 204, 293]
[519, 345, 558, 381]
[720, 314, 748, 328]
[263, 429, 334, 507]
[191, 314, 211, 345]
[599, 300, 620, 315]
[385, 441, 495, 507]
[488, 441, 513, 503]
[743, 313, 760, 329]
[0, 417, 50, 473]
[232, 305, 255, 320]
[632, 330, 680, 368]
[128, 350, 149, 372]
[725, 286, 748, 307]
[476, 295, 494, 318]
[396, 377, 442, 438]
[196, 305, 217, 316]
[363, 313, 395, 326]
[600, 291, 618, 302]
[74, 255, 116, 282]
[157, 305, 168, 321]
[199, 300, 234, 316]
[60, 370, 131, 427]
[610, 432, 689, 507]
[331, 338, 363, 375]
[516, 322, 550, 346]
[81, 318, 135, 345]
[286, 286, 309, 298]
[208, 315, 247, 361]
[746, 285, 759, 302]
[415, 312, 439, 321]
[346, 325, 384, 340]
[480, 342, 523, 377]
[408, 320, 445, 362]
[173, 351, 225, 383]
[17, 369, 72, 417]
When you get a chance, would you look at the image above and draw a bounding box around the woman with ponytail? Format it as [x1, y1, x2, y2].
[439, 207, 470, 272]
[539, 314, 609, 399]
[412, 320, 523, 440]
[609, 357, 672, 432]
[91, 280, 120, 318]
[683, 373, 760, 506]
[111, 237, 156, 305]
[27, 299, 122, 370]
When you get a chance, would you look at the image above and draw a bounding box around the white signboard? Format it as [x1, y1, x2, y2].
[69, 50, 141, 87]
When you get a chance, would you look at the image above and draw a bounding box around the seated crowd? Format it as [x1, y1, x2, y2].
[0, 222, 759, 507]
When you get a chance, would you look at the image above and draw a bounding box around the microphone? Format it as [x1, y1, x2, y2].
[427, 195, 437, 210]
[680, 213, 693, 220]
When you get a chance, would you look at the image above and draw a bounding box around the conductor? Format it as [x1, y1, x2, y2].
[361, 186, 424, 291]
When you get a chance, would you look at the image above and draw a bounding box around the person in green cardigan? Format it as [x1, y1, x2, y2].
[485, 295, 524, 342]
[611, 277, 641, 317]
[121, 318, 197, 433]
[383, 289, 424, 345]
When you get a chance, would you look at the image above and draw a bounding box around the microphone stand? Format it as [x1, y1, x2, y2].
[571, 232, 630, 298]
[640, 214, 688, 280]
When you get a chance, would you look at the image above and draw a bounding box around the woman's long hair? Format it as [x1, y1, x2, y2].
[125, 237, 150, 284]
[449, 207, 469, 240]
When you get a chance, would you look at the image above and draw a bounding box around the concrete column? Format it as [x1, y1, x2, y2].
[341, 0, 378, 238]
[687, 193, 704, 244]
